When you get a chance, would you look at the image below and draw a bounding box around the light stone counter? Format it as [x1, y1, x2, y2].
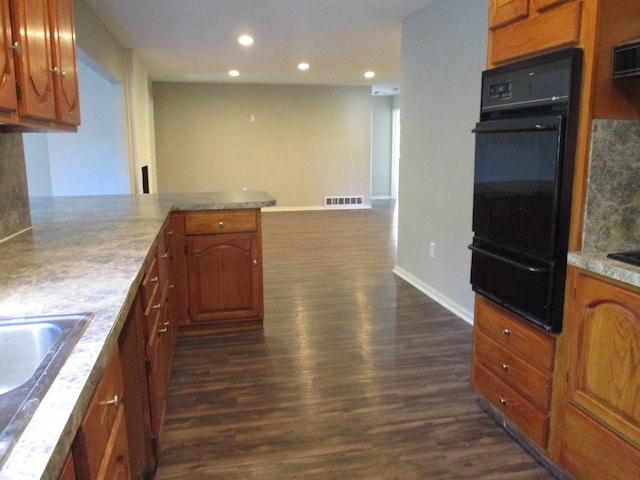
[568, 251, 640, 290]
[0, 191, 275, 480]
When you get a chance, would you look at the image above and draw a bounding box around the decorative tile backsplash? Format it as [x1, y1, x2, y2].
[0, 134, 31, 241]
[581, 119, 640, 252]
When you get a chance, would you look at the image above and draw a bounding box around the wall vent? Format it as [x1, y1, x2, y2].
[324, 195, 364, 208]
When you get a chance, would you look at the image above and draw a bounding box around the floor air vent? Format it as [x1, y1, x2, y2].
[324, 196, 364, 208]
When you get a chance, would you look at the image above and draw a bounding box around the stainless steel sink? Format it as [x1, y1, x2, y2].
[0, 314, 92, 468]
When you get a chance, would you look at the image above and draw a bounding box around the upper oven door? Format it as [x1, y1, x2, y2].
[472, 114, 565, 257]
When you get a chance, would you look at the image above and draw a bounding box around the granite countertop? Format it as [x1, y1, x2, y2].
[0, 191, 276, 480]
[568, 251, 640, 289]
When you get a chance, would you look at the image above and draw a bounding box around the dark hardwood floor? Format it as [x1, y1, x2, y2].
[155, 202, 553, 479]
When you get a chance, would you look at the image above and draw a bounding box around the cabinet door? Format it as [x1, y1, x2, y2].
[0, 0, 17, 114]
[9, 0, 56, 121]
[489, 0, 529, 29]
[187, 234, 262, 323]
[567, 274, 640, 448]
[48, 0, 79, 125]
[96, 407, 132, 480]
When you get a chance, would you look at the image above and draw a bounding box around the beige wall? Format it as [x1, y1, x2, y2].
[153, 83, 372, 208]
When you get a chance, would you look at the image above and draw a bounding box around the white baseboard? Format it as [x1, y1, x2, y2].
[263, 204, 372, 212]
[392, 266, 474, 326]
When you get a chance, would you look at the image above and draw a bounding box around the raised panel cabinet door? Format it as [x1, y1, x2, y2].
[96, 407, 132, 480]
[187, 234, 262, 323]
[48, 0, 79, 125]
[0, 0, 17, 114]
[568, 273, 640, 450]
[489, 0, 529, 29]
[9, 0, 56, 121]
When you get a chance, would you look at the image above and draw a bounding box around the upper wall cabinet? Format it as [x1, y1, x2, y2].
[0, 0, 17, 117]
[1, 0, 80, 131]
[488, 0, 582, 66]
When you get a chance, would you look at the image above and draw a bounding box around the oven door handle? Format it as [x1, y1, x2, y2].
[468, 244, 549, 273]
[471, 124, 558, 134]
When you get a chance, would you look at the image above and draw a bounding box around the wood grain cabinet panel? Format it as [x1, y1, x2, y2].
[0, 0, 17, 118]
[489, 0, 529, 29]
[550, 269, 640, 479]
[176, 209, 265, 333]
[489, 0, 582, 64]
[472, 296, 556, 449]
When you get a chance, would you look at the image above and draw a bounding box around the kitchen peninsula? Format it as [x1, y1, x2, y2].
[0, 191, 275, 479]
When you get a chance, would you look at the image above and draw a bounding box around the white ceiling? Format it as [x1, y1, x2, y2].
[83, 0, 437, 94]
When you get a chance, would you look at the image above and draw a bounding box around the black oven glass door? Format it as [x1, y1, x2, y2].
[472, 115, 565, 257]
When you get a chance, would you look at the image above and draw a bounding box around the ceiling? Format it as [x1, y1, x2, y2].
[83, 0, 437, 94]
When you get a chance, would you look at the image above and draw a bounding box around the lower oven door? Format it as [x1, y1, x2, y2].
[469, 243, 555, 330]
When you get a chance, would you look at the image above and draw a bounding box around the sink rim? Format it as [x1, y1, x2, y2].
[0, 313, 93, 469]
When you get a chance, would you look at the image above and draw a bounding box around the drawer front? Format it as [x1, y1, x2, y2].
[473, 362, 550, 448]
[184, 210, 258, 235]
[475, 296, 555, 372]
[75, 349, 125, 479]
[475, 331, 552, 410]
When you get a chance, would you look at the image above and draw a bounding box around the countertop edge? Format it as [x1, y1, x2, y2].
[568, 251, 640, 289]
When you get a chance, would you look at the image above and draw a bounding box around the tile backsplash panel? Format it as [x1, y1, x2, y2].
[581, 119, 640, 252]
[0, 134, 31, 241]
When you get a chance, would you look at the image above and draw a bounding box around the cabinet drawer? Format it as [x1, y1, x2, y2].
[473, 362, 550, 448]
[475, 331, 552, 410]
[475, 297, 555, 372]
[184, 210, 258, 235]
[74, 349, 125, 480]
[489, 0, 529, 30]
[489, 0, 582, 64]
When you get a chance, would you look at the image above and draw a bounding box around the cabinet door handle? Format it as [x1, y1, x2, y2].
[501, 363, 509, 371]
[100, 395, 120, 408]
[158, 327, 168, 334]
[499, 397, 507, 405]
[502, 328, 511, 336]
[252, 259, 258, 266]
[9, 42, 19, 53]
[150, 276, 159, 283]
[51, 67, 67, 78]
[218, 221, 225, 229]
[153, 303, 162, 310]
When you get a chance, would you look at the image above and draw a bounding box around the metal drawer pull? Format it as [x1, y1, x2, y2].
[100, 395, 120, 408]
[158, 327, 168, 333]
[153, 303, 162, 310]
[161, 252, 169, 258]
[150, 276, 159, 283]
[499, 397, 507, 405]
[502, 328, 511, 336]
[501, 363, 509, 371]
[218, 221, 225, 229]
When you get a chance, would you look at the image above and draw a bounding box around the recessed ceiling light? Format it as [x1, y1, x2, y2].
[238, 35, 254, 46]
[364, 71, 375, 79]
[229, 70, 240, 77]
[298, 63, 310, 71]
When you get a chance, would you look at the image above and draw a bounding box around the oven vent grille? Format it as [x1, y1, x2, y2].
[324, 196, 364, 208]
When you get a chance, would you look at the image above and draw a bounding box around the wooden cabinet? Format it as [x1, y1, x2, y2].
[471, 296, 556, 448]
[488, 0, 582, 66]
[0, 0, 80, 130]
[0, 0, 17, 121]
[57, 451, 77, 480]
[549, 268, 640, 479]
[72, 348, 131, 480]
[141, 219, 178, 453]
[174, 209, 265, 333]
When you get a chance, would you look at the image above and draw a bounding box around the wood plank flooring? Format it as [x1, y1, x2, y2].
[155, 202, 553, 479]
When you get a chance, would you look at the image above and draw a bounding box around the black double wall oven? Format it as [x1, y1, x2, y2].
[470, 49, 583, 332]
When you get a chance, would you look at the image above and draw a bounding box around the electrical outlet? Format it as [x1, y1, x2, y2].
[429, 242, 436, 259]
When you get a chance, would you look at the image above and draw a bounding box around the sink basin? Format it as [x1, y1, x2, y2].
[0, 322, 65, 395]
[0, 314, 92, 468]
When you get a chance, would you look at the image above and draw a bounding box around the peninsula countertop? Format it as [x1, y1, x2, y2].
[0, 191, 276, 480]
